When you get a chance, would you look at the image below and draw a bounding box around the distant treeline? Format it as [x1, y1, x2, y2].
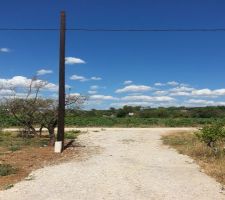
[67, 106, 225, 119]
[1, 106, 225, 127]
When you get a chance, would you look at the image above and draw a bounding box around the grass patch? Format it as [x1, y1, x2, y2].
[0, 164, 17, 177]
[65, 130, 81, 140]
[0, 131, 49, 152]
[162, 132, 225, 185]
[9, 145, 21, 152]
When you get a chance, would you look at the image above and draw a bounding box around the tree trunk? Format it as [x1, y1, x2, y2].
[39, 126, 43, 136]
[48, 127, 55, 146]
[30, 126, 38, 136]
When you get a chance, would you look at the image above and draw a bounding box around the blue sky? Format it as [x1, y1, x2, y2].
[1, 0, 225, 109]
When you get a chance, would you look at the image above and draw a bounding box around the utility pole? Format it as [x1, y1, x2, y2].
[55, 11, 66, 153]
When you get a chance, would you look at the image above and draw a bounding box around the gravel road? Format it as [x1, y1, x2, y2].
[0, 128, 224, 200]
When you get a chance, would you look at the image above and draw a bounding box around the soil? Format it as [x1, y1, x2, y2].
[0, 139, 101, 190]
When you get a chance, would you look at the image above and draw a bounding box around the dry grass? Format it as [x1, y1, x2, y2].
[162, 131, 225, 186]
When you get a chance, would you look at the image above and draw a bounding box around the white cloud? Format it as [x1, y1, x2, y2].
[65, 57, 86, 65]
[180, 83, 189, 87]
[111, 102, 154, 108]
[185, 99, 225, 106]
[187, 99, 214, 105]
[167, 81, 179, 86]
[191, 88, 225, 97]
[153, 86, 225, 98]
[0, 76, 58, 92]
[90, 95, 118, 101]
[37, 69, 53, 76]
[88, 90, 97, 95]
[110, 101, 177, 108]
[154, 90, 168, 95]
[91, 76, 102, 81]
[0, 48, 10, 53]
[70, 75, 88, 82]
[155, 81, 188, 87]
[69, 93, 80, 97]
[0, 89, 15, 96]
[90, 85, 99, 90]
[90, 85, 106, 90]
[70, 75, 102, 82]
[44, 82, 58, 91]
[170, 86, 195, 92]
[168, 86, 195, 96]
[154, 82, 165, 86]
[124, 80, 133, 85]
[170, 91, 190, 96]
[191, 89, 212, 96]
[115, 85, 151, 93]
[121, 95, 175, 102]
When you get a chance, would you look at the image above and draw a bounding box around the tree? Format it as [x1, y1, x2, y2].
[37, 95, 86, 146]
[3, 77, 87, 145]
[3, 77, 46, 136]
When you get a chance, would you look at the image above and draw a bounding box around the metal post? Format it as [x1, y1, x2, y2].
[55, 11, 66, 153]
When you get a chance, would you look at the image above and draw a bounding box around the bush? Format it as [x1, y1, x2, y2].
[9, 145, 21, 152]
[0, 164, 17, 176]
[195, 123, 225, 148]
[65, 130, 81, 139]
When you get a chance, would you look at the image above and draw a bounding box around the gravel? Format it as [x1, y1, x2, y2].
[0, 128, 224, 200]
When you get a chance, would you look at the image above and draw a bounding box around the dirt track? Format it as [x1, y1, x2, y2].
[0, 128, 224, 200]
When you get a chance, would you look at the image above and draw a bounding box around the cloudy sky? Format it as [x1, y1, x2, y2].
[1, 0, 225, 109]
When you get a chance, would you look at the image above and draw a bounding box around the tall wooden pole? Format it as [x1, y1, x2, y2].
[56, 11, 66, 152]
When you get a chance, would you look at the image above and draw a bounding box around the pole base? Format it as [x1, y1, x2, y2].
[54, 141, 62, 153]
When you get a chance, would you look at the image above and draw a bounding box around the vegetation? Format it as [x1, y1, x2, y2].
[0, 131, 49, 151]
[2, 106, 225, 128]
[67, 106, 225, 119]
[65, 130, 81, 139]
[65, 116, 223, 127]
[195, 123, 225, 148]
[0, 77, 86, 146]
[162, 129, 225, 185]
[0, 130, 83, 190]
[65, 106, 225, 127]
[0, 164, 17, 177]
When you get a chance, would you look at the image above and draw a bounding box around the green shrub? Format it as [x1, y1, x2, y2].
[0, 164, 17, 176]
[9, 145, 21, 152]
[65, 130, 81, 139]
[195, 123, 225, 148]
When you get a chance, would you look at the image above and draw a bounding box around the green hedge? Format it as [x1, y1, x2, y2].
[1, 114, 224, 128]
[65, 117, 223, 127]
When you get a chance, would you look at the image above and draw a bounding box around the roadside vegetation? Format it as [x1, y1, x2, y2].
[162, 123, 225, 185]
[0, 77, 85, 189]
[0, 77, 86, 146]
[2, 106, 225, 128]
[0, 129, 82, 190]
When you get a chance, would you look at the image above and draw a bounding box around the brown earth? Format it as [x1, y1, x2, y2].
[0, 139, 101, 190]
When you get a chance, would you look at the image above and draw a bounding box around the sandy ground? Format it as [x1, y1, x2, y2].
[0, 128, 225, 200]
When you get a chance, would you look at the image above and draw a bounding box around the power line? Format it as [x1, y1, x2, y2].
[1, 28, 225, 32]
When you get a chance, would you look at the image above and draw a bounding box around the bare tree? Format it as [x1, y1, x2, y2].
[3, 77, 47, 136]
[3, 77, 87, 145]
[37, 95, 86, 146]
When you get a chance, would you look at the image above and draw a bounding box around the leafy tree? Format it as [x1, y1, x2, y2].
[116, 109, 127, 118]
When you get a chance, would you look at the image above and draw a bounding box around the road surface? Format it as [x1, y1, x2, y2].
[0, 128, 224, 200]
